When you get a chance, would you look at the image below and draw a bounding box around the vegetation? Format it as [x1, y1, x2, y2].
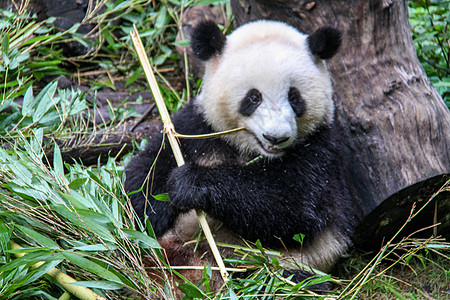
[409, 0, 450, 108]
[0, 0, 449, 299]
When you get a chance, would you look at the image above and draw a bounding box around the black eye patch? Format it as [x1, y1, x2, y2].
[239, 89, 262, 116]
[288, 87, 306, 117]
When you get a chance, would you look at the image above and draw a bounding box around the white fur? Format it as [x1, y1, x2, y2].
[279, 226, 350, 272]
[162, 211, 348, 273]
[196, 20, 335, 157]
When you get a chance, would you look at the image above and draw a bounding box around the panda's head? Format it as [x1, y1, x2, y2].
[191, 20, 341, 158]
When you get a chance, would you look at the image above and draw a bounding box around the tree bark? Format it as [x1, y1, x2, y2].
[231, 0, 450, 244]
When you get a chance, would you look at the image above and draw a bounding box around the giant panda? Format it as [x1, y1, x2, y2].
[125, 19, 357, 290]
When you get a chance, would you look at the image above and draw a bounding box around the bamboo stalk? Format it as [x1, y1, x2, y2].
[10, 241, 105, 300]
[130, 25, 229, 283]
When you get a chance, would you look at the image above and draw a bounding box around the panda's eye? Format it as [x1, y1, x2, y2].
[239, 89, 262, 116]
[288, 87, 306, 117]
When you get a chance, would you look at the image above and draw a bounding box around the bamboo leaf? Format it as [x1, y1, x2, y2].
[16, 225, 60, 250]
[177, 282, 207, 298]
[8, 247, 51, 254]
[61, 252, 122, 283]
[59, 191, 91, 210]
[2, 34, 9, 54]
[0, 251, 64, 272]
[154, 6, 168, 29]
[125, 66, 142, 87]
[194, 0, 227, 5]
[68, 178, 87, 190]
[152, 193, 169, 202]
[72, 244, 110, 251]
[33, 81, 58, 123]
[22, 85, 34, 116]
[52, 205, 116, 243]
[23, 260, 62, 285]
[87, 170, 111, 192]
[71, 280, 123, 290]
[53, 143, 64, 179]
[122, 228, 160, 249]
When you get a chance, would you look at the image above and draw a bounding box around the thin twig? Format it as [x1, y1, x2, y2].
[130, 103, 156, 132]
[175, 127, 245, 139]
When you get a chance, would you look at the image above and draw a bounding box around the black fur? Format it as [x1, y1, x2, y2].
[191, 20, 226, 61]
[125, 100, 356, 248]
[239, 89, 263, 116]
[307, 26, 342, 60]
[288, 87, 306, 117]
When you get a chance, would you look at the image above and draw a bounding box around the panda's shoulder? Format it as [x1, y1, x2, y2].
[171, 100, 238, 164]
[172, 100, 210, 135]
[290, 123, 344, 163]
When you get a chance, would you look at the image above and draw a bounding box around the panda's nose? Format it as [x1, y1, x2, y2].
[263, 134, 289, 145]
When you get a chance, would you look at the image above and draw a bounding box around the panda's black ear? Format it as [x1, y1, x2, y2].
[191, 20, 226, 61]
[307, 26, 342, 60]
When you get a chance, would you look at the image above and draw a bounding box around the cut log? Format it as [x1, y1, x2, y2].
[231, 0, 450, 246]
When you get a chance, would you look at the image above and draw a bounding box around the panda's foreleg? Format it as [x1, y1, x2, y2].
[125, 135, 179, 237]
[167, 163, 325, 247]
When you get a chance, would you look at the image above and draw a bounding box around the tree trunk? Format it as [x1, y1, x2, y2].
[231, 0, 450, 245]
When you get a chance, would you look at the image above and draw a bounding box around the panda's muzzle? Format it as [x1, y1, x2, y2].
[257, 134, 291, 155]
[262, 134, 289, 145]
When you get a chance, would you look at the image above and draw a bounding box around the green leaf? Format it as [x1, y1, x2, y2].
[39, 110, 61, 125]
[293, 233, 305, 245]
[171, 39, 190, 47]
[122, 228, 161, 249]
[2, 34, 9, 54]
[33, 81, 58, 123]
[61, 252, 122, 283]
[8, 247, 51, 254]
[24, 260, 62, 285]
[194, 0, 227, 5]
[30, 128, 44, 158]
[0, 251, 64, 272]
[152, 193, 169, 202]
[16, 225, 60, 250]
[68, 178, 87, 190]
[53, 143, 64, 179]
[305, 274, 331, 287]
[177, 282, 207, 298]
[125, 66, 142, 87]
[72, 244, 110, 251]
[0, 97, 13, 113]
[154, 6, 168, 29]
[71, 280, 123, 290]
[59, 191, 91, 210]
[87, 170, 111, 192]
[52, 205, 116, 243]
[228, 288, 238, 300]
[0, 219, 12, 257]
[291, 274, 331, 291]
[22, 85, 34, 116]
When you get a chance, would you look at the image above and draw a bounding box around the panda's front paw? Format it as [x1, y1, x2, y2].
[168, 165, 209, 212]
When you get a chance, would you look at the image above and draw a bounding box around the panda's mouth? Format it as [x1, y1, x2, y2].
[256, 139, 285, 156]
